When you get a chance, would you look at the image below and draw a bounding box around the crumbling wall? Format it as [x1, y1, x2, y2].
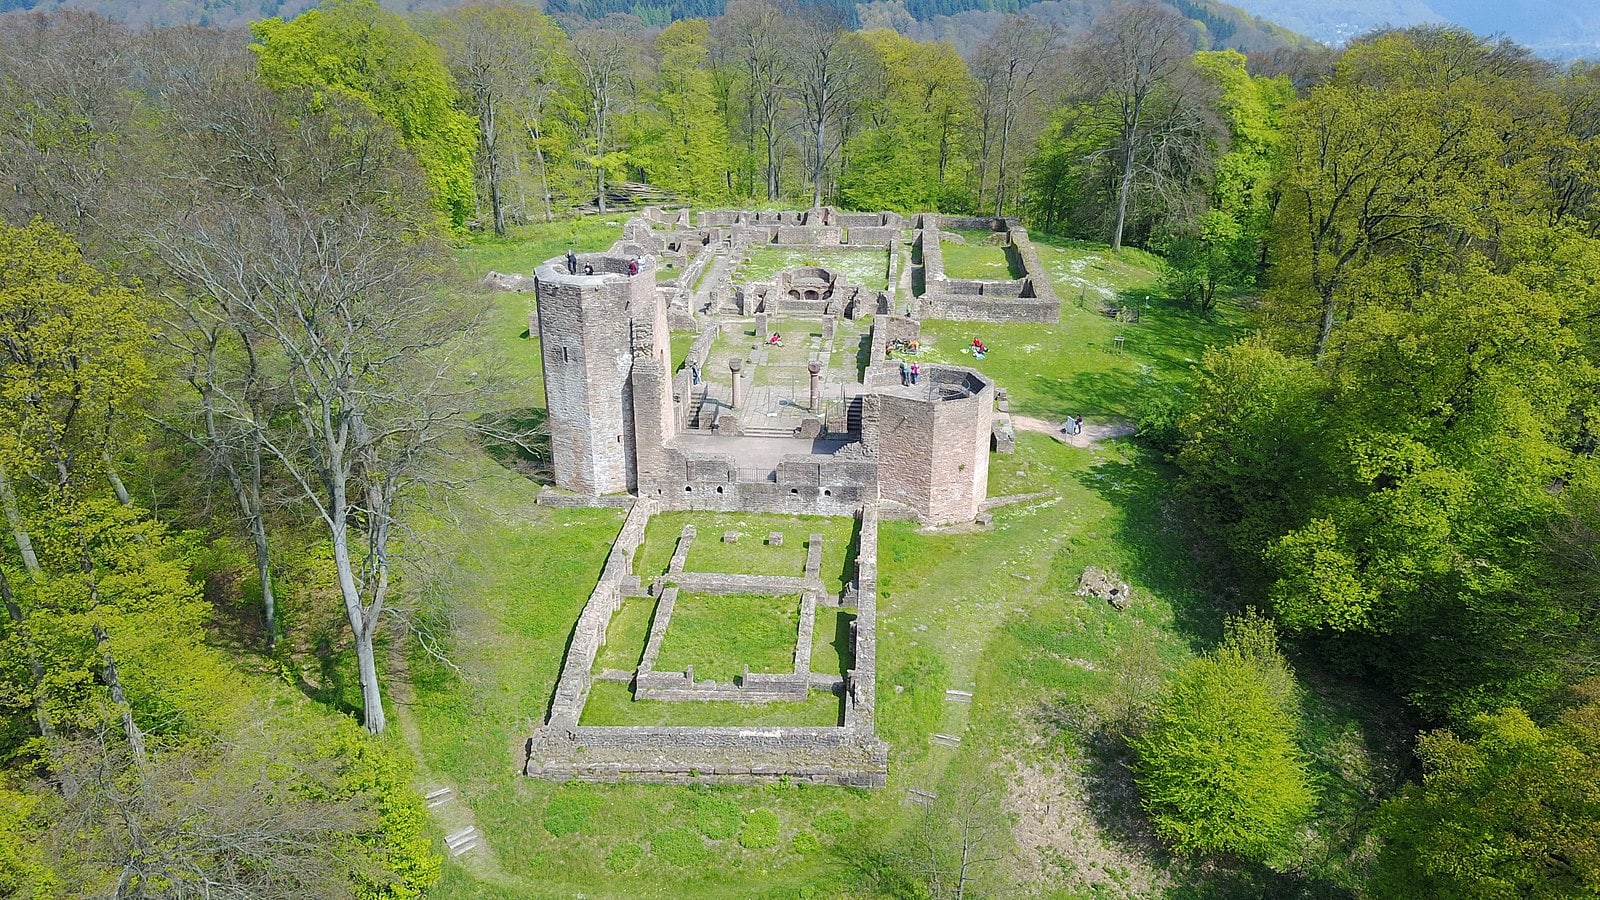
[640, 450, 875, 518]
[915, 216, 1059, 324]
[544, 499, 654, 728]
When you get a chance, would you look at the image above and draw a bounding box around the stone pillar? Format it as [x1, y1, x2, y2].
[730, 358, 744, 409]
[808, 361, 822, 413]
[822, 317, 836, 341]
[756, 312, 770, 342]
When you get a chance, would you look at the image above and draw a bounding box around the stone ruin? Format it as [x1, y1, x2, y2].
[1076, 566, 1132, 610]
[504, 205, 1065, 787]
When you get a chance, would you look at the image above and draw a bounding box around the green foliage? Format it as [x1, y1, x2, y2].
[652, 826, 712, 867]
[604, 841, 645, 872]
[1373, 689, 1600, 899]
[693, 793, 743, 839]
[0, 782, 55, 896]
[252, 0, 476, 229]
[839, 30, 977, 212]
[738, 808, 780, 849]
[1131, 615, 1315, 866]
[791, 829, 822, 856]
[544, 787, 604, 837]
[627, 20, 732, 203]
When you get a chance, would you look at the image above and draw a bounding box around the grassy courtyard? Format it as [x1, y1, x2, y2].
[635, 510, 859, 596]
[940, 227, 1023, 279]
[652, 592, 802, 681]
[393, 216, 1407, 898]
[736, 246, 891, 289]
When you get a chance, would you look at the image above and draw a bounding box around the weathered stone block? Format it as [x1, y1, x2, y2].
[723, 531, 740, 543]
[768, 532, 784, 546]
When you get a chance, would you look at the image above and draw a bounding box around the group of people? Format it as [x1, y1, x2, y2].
[1061, 414, 1085, 436]
[971, 337, 988, 359]
[898, 360, 921, 386]
[885, 338, 921, 357]
[564, 248, 641, 277]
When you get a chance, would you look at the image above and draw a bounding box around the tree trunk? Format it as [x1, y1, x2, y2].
[812, 99, 827, 209]
[246, 453, 276, 650]
[0, 466, 41, 576]
[103, 451, 131, 506]
[331, 526, 385, 734]
[93, 624, 150, 772]
[527, 120, 554, 223]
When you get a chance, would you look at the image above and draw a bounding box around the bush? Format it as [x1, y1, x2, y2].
[542, 789, 602, 837]
[813, 809, 854, 839]
[692, 794, 741, 840]
[792, 830, 822, 856]
[738, 809, 780, 850]
[1131, 616, 1314, 867]
[652, 827, 712, 868]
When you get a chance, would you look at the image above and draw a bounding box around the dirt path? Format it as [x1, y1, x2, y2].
[1011, 414, 1136, 448]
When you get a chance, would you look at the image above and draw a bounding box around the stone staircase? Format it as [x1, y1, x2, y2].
[742, 421, 800, 439]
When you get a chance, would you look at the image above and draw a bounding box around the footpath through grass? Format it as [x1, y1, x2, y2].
[394, 218, 1407, 898]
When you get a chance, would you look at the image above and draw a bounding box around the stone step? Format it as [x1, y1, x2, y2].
[944, 689, 973, 703]
[445, 826, 479, 855]
[424, 786, 454, 809]
[931, 733, 962, 748]
[907, 787, 937, 806]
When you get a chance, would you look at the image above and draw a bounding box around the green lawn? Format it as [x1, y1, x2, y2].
[737, 247, 890, 290]
[941, 228, 1022, 280]
[396, 217, 1406, 899]
[579, 680, 842, 727]
[653, 592, 801, 682]
[811, 608, 853, 678]
[635, 511, 859, 596]
[594, 596, 657, 672]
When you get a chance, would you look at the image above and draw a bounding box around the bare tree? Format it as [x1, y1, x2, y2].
[971, 16, 1062, 218]
[903, 780, 1011, 899]
[715, 0, 793, 200]
[570, 16, 640, 214]
[788, 9, 874, 208]
[1072, 3, 1199, 250]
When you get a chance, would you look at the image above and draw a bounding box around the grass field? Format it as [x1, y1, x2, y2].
[635, 511, 859, 596]
[737, 246, 891, 289]
[391, 217, 1407, 899]
[653, 592, 802, 681]
[941, 228, 1023, 279]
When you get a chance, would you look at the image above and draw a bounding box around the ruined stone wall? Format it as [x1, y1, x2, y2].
[544, 500, 654, 728]
[843, 503, 879, 732]
[915, 217, 1060, 324]
[642, 450, 874, 518]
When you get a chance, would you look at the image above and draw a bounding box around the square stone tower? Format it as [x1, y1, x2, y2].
[534, 255, 670, 496]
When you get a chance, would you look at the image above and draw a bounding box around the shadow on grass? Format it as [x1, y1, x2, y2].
[478, 407, 552, 484]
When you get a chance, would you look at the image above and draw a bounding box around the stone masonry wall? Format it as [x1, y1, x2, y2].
[862, 365, 995, 524]
[640, 450, 874, 518]
[915, 216, 1059, 324]
[544, 499, 655, 728]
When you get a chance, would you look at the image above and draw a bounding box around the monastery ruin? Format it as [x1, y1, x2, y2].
[499, 207, 1049, 786]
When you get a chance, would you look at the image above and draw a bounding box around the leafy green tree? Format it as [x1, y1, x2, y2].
[1131, 613, 1315, 867]
[251, 0, 477, 229]
[839, 30, 977, 212]
[1157, 209, 1255, 311]
[1373, 691, 1600, 899]
[629, 19, 733, 202]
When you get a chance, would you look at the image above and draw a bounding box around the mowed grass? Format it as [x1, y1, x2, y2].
[941, 228, 1022, 279]
[635, 511, 859, 596]
[653, 592, 801, 682]
[399, 217, 1405, 898]
[594, 596, 657, 672]
[737, 246, 890, 289]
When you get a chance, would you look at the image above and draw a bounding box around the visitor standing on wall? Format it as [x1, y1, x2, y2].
[910, 362, 920, 385]
[565, 248, 577, 274]
[690, 361, 700, 385]
[628, 257, 640, 276]
[899, 360, 910, 386]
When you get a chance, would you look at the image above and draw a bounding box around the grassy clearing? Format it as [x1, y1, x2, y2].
[653, 592, 801, 681]
[396, 218, 1405, 899]
[941, 228, 1022, 279]
[634, 511, 859, 596]
[594, 596, 657, 672]
[579, 681, 842, 727]
[737, 246, 890, 289]
[811, 608, 854, 678]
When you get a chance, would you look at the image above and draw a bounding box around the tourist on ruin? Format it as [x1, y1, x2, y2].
[899, 360, 910, 386]
[690, 361, 700, 385]
[627, 257, 640, 276]
[583, 264, 594, 276]
[565, 248, 577, 274]
[910, 362, 921, 385]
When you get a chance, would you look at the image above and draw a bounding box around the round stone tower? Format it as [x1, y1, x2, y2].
[533, 253, 668, 496]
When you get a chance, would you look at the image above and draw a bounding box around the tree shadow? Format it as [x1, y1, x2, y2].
[478, 406, 552, 484]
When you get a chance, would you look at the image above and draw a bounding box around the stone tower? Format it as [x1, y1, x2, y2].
[863, 365, 995, 524]
[534, 254, 671, 496]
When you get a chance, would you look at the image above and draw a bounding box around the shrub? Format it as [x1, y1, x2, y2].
[792, 830, 822, 856]
[813, 809, 853, 839]
[542, 789, 602, 837]
[738, 809, 780, 850]
[1131, 616, 1315, 867]
[652, 827, 711, 868]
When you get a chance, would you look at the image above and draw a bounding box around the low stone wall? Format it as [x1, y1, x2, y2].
[915, 216, 1060, 324]
[843, 503, 879, 732]
[544, 499, 656, 728]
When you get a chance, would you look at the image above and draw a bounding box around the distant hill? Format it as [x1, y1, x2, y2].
[4, 0, 1309, 55]
[1224, 0, 1600, 59]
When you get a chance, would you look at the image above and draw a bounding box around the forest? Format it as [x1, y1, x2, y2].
[0, 0, 1598, 896]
